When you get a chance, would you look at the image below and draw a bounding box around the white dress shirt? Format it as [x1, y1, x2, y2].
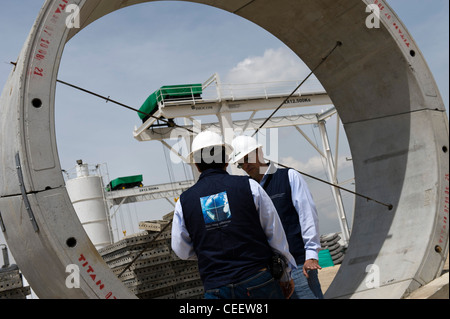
[260, 162, 321, 262]
[171, 178, 297, 280]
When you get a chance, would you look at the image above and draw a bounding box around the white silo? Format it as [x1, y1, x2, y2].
[66, 160, 113, 250]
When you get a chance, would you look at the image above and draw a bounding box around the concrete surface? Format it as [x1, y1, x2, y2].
[320, 254, 449, 299]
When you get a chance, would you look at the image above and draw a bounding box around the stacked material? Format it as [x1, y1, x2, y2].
[0, 266, 31, 299]
[320, 233, 345, 266]
[99, 213, 204, 299]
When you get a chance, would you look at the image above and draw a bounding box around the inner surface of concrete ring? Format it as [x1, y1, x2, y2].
[0, 0, 448, 299]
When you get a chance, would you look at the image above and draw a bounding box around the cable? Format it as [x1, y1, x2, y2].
[56, 79, 195, 134]
[268, 158, 393, 210]
[52, 63, 393, 211]
[252, 41, 343, 138]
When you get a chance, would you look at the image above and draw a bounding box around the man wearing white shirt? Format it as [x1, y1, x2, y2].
[171, 131, 296, 299]
[231, 135, 324, 299]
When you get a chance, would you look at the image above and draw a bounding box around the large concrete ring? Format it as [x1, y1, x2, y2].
[0, 0, 448, 299]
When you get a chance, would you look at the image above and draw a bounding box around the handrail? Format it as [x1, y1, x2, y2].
[156, 74, 326, 107]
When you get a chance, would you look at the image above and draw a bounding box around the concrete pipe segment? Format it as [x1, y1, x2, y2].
[0, 0, 448, 299]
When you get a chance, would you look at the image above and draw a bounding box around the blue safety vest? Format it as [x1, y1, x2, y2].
[180, 169, 273, 290]
[263, 168, 306, 264]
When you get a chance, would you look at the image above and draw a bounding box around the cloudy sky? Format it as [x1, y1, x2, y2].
[0, 1, 448, 257]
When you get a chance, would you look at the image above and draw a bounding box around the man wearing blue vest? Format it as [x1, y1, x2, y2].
[231, 135, 324, 299]
[171, 131, 296, 299]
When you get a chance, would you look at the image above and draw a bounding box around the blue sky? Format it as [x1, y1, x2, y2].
[0, 1, 448, 253]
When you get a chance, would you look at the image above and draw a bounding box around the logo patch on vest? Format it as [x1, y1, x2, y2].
[200, 191, 232, 230]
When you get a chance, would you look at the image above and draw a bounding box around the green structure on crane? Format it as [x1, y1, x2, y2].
[106, 175, 143, 192]
[139, 84, 202, 122]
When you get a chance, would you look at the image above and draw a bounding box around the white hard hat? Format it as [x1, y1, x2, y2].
[189, 130, 233, 163]
[230, 135, 262, 164]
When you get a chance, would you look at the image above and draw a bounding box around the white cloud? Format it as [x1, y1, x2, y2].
[224, 47, 311, 84]
[281, 155, 325, 174]
[281, 155, 353, 175]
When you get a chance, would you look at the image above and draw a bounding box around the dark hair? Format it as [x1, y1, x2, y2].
[194, 146, 227, 172]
